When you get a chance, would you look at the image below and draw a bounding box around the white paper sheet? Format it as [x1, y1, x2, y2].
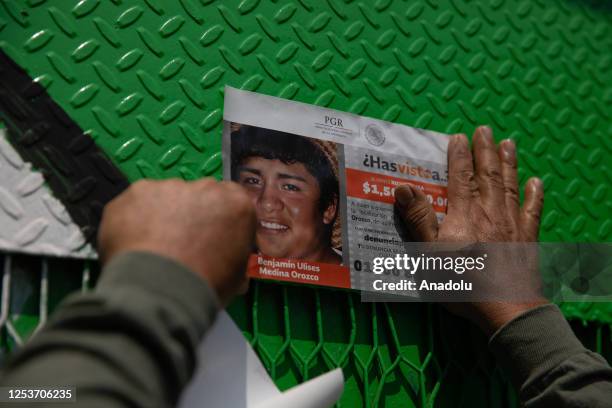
[178, 312, 344, 408]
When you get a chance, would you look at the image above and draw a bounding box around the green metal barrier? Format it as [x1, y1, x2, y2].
[0, 0, 610, 406]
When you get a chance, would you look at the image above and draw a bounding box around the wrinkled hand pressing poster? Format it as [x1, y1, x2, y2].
[223, 86, 449, 291]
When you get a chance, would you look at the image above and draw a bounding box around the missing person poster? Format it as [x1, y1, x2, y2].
[223, 86, 449, 291]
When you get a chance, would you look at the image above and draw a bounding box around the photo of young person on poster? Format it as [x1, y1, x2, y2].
[230, 123, 342, 265]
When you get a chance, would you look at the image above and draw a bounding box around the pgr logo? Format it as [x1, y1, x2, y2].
[324, 116, 344, 127]
[364, 124, 385, 146]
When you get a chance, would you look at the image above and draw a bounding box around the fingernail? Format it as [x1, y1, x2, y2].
[452, 133, 467, 144]
[501, 139, 515, 160]
[395, 185, 414, 207]
[502, 138, 515, 150]
[478, 126, 493, 143]
[530, 177, 543, 191]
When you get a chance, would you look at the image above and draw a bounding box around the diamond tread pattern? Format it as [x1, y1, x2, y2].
[0, 128, 95, 258]
[0, 49, 129, 245]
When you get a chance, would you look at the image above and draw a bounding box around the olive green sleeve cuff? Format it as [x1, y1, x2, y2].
[489, 304, 586, 388]
[97, 251, 220, 338]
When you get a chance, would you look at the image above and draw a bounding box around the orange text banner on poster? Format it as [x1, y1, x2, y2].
[345, 168, 448, 212]
[247, 254, 351, 289]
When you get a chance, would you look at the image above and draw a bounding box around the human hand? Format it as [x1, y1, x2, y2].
[394, 126, 547, 336]
[98, 179, 256, 306]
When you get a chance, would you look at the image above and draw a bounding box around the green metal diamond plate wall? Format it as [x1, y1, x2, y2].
[0, 0, 611, 406]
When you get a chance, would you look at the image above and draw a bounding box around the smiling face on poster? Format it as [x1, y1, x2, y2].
[231, 125, 342, 266]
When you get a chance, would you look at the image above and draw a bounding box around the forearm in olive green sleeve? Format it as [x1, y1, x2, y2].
[0, 252, 219, 408]
[490, 304, 612, 407]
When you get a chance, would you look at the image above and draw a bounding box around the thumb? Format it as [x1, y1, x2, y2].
[394, 184, 439, 242]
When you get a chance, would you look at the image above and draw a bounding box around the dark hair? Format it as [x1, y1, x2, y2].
[230, 125, 339, 216]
